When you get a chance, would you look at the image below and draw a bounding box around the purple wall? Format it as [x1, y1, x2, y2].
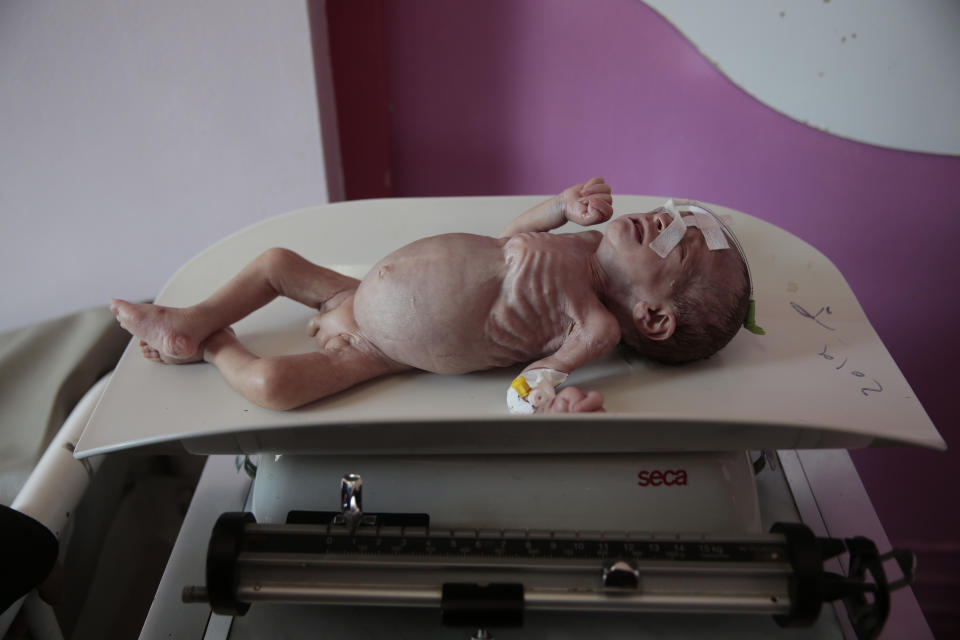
[381, 0, 960, 630]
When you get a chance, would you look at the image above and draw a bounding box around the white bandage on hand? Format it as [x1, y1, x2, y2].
[506, 368, 569, 415]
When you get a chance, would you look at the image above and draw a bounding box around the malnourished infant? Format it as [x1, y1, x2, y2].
[111, 178, 750, 413]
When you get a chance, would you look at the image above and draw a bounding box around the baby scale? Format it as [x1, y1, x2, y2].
[73, 196, 943, 639]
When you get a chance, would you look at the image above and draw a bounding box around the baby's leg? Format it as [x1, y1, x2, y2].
[202, 326, 409, 410]
[112, 248, 359, 363]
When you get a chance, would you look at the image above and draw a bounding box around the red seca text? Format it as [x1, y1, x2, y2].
[637, 469, 688, 487]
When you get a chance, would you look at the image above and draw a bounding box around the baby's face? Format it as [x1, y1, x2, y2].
[596, 211, 741, 307]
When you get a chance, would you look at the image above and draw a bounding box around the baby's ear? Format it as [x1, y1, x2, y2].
[632, 301, 676, 341]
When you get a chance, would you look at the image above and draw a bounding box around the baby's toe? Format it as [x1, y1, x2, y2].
[139, 342, 161, 362]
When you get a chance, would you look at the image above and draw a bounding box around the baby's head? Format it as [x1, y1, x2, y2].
[595, 201, 751, 364]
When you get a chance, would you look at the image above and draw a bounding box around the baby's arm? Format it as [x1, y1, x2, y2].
[500, 177, 613, 237]
[511, 308, 620, 414]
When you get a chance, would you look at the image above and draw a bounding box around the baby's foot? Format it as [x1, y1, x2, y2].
[137, 339, 204, 364]
[110, 299, 204, 364]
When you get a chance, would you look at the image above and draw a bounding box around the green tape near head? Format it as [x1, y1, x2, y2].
[744, 299, 765, 335]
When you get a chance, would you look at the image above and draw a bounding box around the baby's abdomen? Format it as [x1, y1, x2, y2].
[353, 234, 518, 374]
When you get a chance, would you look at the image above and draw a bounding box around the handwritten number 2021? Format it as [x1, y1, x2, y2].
[818, 345, 883, 397]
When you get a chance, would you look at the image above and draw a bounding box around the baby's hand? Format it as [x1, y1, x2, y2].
[543, 386, 605, 414]
[561, 177, 613, 227]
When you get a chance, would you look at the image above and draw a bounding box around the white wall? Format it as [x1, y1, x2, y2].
[0, 0, 337, 332]
[644, 0, 960, 155]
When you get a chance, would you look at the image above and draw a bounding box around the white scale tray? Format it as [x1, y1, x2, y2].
[75, 196, 944, 457]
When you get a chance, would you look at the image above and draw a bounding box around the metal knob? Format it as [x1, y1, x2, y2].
[603, 560, 640, 589]
[340, 473, 363, 532]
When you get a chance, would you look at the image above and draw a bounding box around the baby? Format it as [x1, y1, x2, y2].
[111, 178, 750, 414]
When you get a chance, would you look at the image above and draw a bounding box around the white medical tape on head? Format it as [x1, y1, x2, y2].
[673, 200, 756, 304]
[506, 368, 569, 415]
[648, 199, 688, 258]
[648, 198, 730, 258]
[690, 210, 729, 251]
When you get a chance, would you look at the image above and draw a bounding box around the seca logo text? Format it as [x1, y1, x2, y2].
[637, 469, 687, 486]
